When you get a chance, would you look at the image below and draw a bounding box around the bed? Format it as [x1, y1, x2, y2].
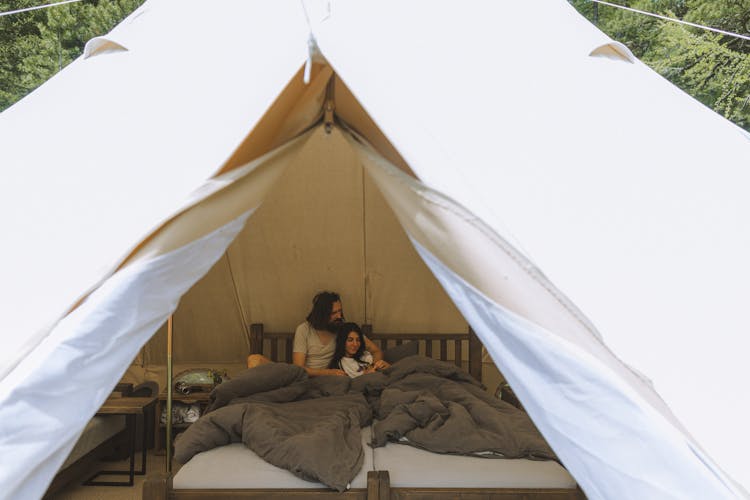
[143, 325, 584, 500]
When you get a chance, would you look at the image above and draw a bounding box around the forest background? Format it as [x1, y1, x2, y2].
[2, 0, 750, 131]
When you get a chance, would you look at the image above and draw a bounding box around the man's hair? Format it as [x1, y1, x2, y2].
[306, 291, 341, 331]
[329, 322, 366, 369]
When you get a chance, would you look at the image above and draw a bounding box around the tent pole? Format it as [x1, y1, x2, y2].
[165, 315, 173, 473]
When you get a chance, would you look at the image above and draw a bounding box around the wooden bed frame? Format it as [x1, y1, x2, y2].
[143, 324, 586, 500]
[247, 323, 483, 382]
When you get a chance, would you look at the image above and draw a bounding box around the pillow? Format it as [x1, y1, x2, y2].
[383, 341, 419, 364]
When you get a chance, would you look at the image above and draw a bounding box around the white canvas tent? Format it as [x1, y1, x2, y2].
[0, 0, 749, 499]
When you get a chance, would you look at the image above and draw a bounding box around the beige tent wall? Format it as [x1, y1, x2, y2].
[230, 126, 368, 331]
[144, 256, 246, 365]
[129, 69, 502, 392]
[362, 172, 465, 333]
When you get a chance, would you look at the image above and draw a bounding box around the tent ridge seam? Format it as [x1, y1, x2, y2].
[406, 187, 674, 412]
[418, 188, 604, 339]
[358, 137, 605, 345]
[347, 129, 662, 405]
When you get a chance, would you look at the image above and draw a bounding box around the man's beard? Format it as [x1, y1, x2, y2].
[326, 317, 344, 331]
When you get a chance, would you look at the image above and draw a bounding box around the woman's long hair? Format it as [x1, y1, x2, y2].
[329, 322, 366, 369]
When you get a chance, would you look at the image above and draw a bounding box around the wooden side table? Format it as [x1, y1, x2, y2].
[83, 396, 157, 487]
[154, 391, 212, 454]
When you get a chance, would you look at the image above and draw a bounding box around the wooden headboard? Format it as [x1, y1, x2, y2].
[247, 323, 483, 382]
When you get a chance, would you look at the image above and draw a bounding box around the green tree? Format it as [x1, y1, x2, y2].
[0, 0, 143, 111]
[571, 0, 750, 130]
[685, 0, 750, 51]
[0, 1, 47, 109]
[646, 21, 750, 128]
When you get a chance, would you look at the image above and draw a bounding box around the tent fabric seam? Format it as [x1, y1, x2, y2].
[346, 127, 602, 340]
[346, 127, 664, 403]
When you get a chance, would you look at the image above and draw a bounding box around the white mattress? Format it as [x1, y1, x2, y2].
[61, 415, 126, 469]
[373, 439, 578, 489]
[174, 425, 577, 490]
[173, 427, 375, 490]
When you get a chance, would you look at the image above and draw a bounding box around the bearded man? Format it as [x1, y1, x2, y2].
[246, 291, 385, 376]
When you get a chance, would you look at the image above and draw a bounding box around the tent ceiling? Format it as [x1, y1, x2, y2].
[217, 64, 415, 178]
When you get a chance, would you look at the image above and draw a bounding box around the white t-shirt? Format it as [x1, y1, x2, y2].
[338, 351, 374, 378]
[292, 322, 336, 369]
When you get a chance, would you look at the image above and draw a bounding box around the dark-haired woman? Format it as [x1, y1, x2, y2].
[330, 322, 390, 378]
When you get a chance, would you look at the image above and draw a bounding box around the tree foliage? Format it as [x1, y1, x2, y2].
[571, 0, 750, 130]
[0, 0, 143, 111]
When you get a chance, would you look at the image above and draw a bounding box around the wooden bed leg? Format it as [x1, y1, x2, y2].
[367, 470, 391, 500]
[142, 472, 171, 500]
[368, 470, 390, 500]
[367, 470, 379, 500]
[377, 471, 390, 500]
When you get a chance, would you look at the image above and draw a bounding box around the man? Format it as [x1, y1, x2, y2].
[246, 291, 386, 376]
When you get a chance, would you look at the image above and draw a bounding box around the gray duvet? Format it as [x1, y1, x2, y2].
[174, 356, 556, 492]
[371, 356, 556, 461]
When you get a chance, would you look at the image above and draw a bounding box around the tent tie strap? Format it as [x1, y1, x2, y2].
[324, 74, 336, 133]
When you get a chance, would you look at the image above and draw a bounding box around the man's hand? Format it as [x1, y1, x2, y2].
[364, 337, 385, 363]
[327, 368, 347, 377]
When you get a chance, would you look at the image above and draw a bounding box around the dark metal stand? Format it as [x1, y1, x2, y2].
[83, 413, 149, 486]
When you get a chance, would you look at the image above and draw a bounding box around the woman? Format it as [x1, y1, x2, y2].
[329, 322, 389, 378]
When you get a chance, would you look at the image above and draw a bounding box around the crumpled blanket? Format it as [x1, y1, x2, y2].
[370, 356, 557, 461]
[174, 355, 556, 492]
[203, 362, 309, 413]
[175, 363, 371, 492]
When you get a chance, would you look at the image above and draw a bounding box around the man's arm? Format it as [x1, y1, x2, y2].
[364, 337, 389, 370]
[292, 352, 346, 377]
